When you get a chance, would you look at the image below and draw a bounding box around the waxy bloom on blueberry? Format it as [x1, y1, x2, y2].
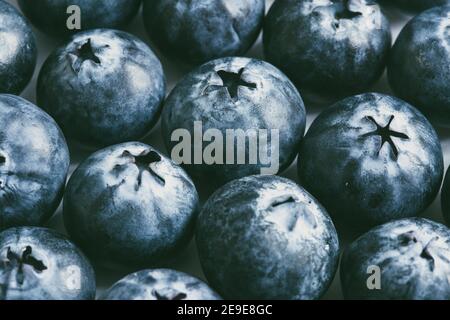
[63, 142, 199, 267]
[0, 0, 37, 94]
[0, 227, 96, 300]
[341, 218, 450, 300]
[196, 175, 339, 300]
[0, 95, 70, 230]
[37, 29, 166, 146]
[103, 269, 221, 300]
[298, 93, 443, 228]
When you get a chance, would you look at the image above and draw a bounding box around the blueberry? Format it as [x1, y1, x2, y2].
[0, 226, 96, 300]
[0, 0, 37, 95]
[341, 218, 450, 300]
[18, 0, 141, 38]
[196, 175, 339, 300]
[441, 166, 450, 224]
[162, 57, 306, 186]
[102, 269, 221, 300]
[263, 0, 391, 98]
[388, 6, 450, 126]
[142, 0, 265, 65]
[298, 93, 443, 229]
[0, 95, 70, 230]
[37, 29, 165, 146]
[63, 142, 199, 267]
[380, 0, 450, 11]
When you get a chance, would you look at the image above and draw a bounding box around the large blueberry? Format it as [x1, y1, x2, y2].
[196, 175, 339, 300]
[142, 0, 265, 65]
[441, 166, 450, 225]
[37, 29, 165, 146]
[102, 269, 221, 300]
[341, 218, 450, 299]
[63, 142, 199, 267]
[0, 0, 37, 95]
[18, 0, 141, 38]
[0, 95, 70, 230]
[162, 57, 306, 186]
[298, 93, 443, 229]
[264, 0, 391, 98]
[0, 226, 96, 300]
[388, 6, 450, 126]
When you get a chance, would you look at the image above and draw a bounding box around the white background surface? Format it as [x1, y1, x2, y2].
[6, 0, 450, 299]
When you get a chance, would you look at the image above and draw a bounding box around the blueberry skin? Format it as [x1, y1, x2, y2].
[0, 227, 96, 300]
[37, 29, 166, 146]
[382, 0, 450, 11]
[142, 0, 265, 65]
[388, 6, 450, 126]
[264, 0, 391, 98]
[0, 95, 70, 230]
[341, 218, 450, 300]
[63, 142, 199, 267]
[18, 0, 141, 38]
[196, 175, 340, 300]
[298, 93, 443, 228]
[162, 57, 306, 186]
[441, 166, 450, 225]
[102, 269, 221, 300]
[0, 0, 37, 95]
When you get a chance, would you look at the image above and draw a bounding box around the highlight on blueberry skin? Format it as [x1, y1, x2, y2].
[0, 227, 96, 300]
[0, 95, 70, 231]
[341, 218, 450, 300]
[263, 0, 391, 98]
[18, 0, 142, 38]
[142, 0, 265, 65]
[298, 93, 444, 229]
[441, 166, 450, 225]
[162, 57, 306, 186]
[0, 0, 37, 95]
[196, 175, 340, 300]
[63, 142, 199, 267]
[388, 5, 450, 127]
[37, 29, 166, 146]
[102, 269, 221, 300]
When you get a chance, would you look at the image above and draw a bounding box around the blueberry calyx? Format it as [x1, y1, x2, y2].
[361, 115, 409, 159]
[152, 289, 187, 300]
[121, 150, 165, 190]
[205, 68, 257, 102]
[5, 246, 47, 285]
[71, 39, 101, 73]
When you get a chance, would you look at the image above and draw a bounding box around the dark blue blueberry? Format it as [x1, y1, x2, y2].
[441, 166, 450, 224]
[388, 6, 450, 126]
[0, 95, 70, 230]
[142, 0, 265, 65]
[63, 142, 199, 267]
[298, 93, 443, 229]
[102, 269, 221, 300]
[380, 0, 450, 11]
[263, 0, 391, 98]
[341, 218, 450, 300]
[37, 29, 166, 146]
[196, 175, 340, 300]
[0, 0, 37, 95]
[162, 57, 306, 186]
[0, 226, 96, 300]
[18, 0, 141, 38]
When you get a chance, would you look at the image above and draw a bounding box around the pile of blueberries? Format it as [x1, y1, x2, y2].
[1, 0, 450, 300]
